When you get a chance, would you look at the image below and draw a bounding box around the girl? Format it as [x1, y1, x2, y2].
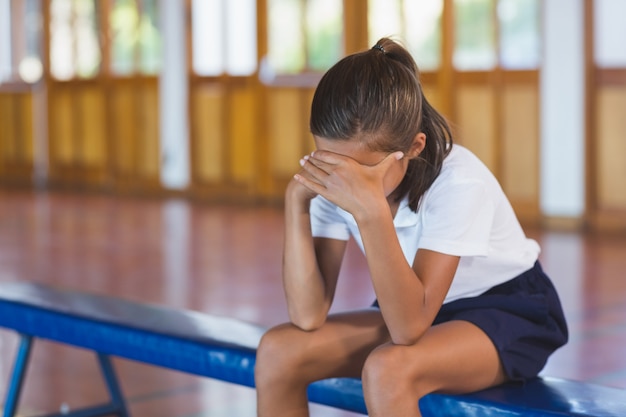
[255, 38, 568, 417]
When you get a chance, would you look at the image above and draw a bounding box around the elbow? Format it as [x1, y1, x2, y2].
[390, 335, 420, 346]
[388, 323, 429, 346]
[288, 310, 327, 332]
[291, 317, 325, 332]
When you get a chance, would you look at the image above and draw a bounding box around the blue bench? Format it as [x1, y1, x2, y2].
[0, 281, 625, 417]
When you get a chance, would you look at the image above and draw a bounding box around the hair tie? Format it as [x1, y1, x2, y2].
[372, 44, 385, 53]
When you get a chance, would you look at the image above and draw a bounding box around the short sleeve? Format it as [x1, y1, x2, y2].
[310, 196, 351, 241]
[418, 179, 495, 256]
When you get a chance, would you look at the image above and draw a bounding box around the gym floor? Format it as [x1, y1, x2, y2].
[0, 188, 625, 416]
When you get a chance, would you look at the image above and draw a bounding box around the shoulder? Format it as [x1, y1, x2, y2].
[441, 145, 491, 179]
[421, 145, 502, 213]
[427, 146, 488, 193]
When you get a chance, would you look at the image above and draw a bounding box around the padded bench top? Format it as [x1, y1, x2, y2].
[0, 280, 264, 389]
[0, 280, 266, 350]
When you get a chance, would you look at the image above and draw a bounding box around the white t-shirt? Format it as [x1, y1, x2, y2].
[310, 144, 540, 304]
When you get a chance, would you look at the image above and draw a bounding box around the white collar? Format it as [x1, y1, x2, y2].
[392, 194, 418, 228]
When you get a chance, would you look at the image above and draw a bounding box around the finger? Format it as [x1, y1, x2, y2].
[384, 151, 405, 163]
[376, 151, 404, 170]
[306, 151, 359, 177]
[308, 150, 350, 165]
[293, 172, 326, 195]
[301, 155, 331, 180]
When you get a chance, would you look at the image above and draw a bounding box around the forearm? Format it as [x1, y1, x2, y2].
[282, 197, 331, 330]
[355, 207, 431, 345]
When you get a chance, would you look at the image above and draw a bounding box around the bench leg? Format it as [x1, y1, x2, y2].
[96, 353, 130, 417]
[3, 334, 33, 417]
[2, 336, 130, 417]
[31, 354, 131, 417]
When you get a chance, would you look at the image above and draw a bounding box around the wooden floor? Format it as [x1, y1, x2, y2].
[0, 188, 625, 416]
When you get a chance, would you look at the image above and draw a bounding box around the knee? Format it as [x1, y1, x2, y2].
[362, 344, 410, 389]
[254, 323, 309, 387]
[362, 344, 437, 415]
[362, 344, 428, 401]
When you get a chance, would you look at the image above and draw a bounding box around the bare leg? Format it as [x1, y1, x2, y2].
[255, 309, 389, 417]
[362, 320, 507, 417]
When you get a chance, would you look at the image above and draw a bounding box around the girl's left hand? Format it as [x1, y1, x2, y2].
[294, 150, 404, 218]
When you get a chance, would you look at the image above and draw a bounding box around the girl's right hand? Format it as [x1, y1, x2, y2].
[286, 156, 319, 204]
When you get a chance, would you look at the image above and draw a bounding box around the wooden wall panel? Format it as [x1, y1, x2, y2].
[44, 81, 160, 190]
[137, 85, 160, 180]
[0, 92, 34, 182]
[79, 87, 107, 168]
[48, 86, 109, 186]
[456, 86, 497, 173]
[302, 89, 316, 155]
[0, 95, 17, 164]
[268, 89, 303, 178]
[192, 85, 224, 183]
[501, 86, 539, 209]
[229, 88, 257, 184]
[0, 96, 6, 168]
[20, 94, 34, 165]
[596, 87, 626, 210]
[50, 89, 75, 166]
[422, 86, 442, 116]
[110, 87, 136, 179]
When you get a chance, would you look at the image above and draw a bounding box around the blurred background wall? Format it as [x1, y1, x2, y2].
[0, 0, 624, 232]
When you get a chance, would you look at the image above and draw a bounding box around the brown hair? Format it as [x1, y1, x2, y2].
[310, 37, 453, 211]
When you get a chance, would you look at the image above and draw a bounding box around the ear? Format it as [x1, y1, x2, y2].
[407, 133, 426, 159]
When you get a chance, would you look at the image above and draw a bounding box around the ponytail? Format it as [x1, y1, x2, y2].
[396, 91, 453, 211]
[375, 39, 453, 211]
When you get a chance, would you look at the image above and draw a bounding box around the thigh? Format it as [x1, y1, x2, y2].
[390, 320, 507, 395]
[261, 308, 390, 381]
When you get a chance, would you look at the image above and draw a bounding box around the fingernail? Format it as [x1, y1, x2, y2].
[299, 158, 306, 167]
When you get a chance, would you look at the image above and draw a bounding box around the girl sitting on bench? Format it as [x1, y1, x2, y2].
[255, 37, 568, 417]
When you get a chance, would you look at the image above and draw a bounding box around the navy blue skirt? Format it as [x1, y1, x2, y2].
[374, 261, 569, 381]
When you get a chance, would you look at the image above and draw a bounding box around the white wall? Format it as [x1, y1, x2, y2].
[0, 0, 11, 83]
[540, 0, 585, 218]
[159, 0, 190, 189]
[594, 0, 626, 67]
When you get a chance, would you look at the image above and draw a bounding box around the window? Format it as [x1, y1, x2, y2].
[498, 0, 540, 69]
[50, 0, 101, 80]
[454, 0, 496, 70]
[266, 0, 343, 76]
[49, 0, 162, 79]
[454, 0, 540, 71]
[594, 0, 626, 68]
[0, 0, 43, 85]
[191, 0, 257, 76]
[368, 0, 443, 71]
[110, 0, 161, 75]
